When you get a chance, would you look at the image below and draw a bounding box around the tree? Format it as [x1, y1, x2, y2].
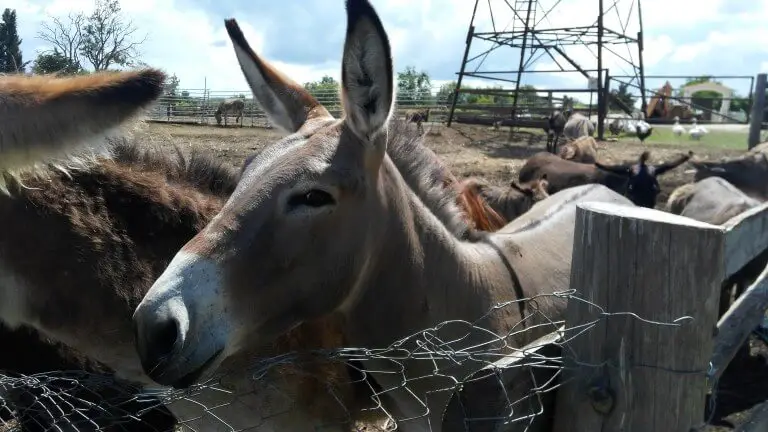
[304, 75, 340, 106]
[609, 82, 637, 112]
[80, 0, 147, 70]
[32, 49, 83, 75]
[37, 0, 146, 72]
[37, 11, 85, 67]
[0, 9, 28, 73]
[397, 66, 433, 106]
[163, 74, 180, 96]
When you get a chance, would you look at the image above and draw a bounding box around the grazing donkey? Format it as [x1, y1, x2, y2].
[133, 2, 635, 431]
[214, 98, 245, 127]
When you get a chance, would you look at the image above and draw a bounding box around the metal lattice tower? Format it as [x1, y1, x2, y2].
[446, 0, 646, 140]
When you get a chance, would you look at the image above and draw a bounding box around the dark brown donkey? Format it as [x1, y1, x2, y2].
[0, 70, 242, 431]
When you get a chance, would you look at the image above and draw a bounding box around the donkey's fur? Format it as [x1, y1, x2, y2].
[457, 176, 549, 223]
[558, 135, 599, 164]
[0, 69, 165, 192]
[385, 123, 508, 232]
[562, 112, 595, 141]
[0, 325, 177, 431]
[133, 3, 635, 431]
[666, 176, 767, 317]
[214, 98, 245, 127]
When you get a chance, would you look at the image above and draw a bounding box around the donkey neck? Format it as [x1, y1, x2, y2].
[342, 158, 527, 348]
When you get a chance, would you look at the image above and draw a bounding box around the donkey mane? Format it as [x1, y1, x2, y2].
[384, 119, 484, 240]
[3, 138, 241, 201]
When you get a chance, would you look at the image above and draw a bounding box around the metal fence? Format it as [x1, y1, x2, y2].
[148, 86, 577, 128]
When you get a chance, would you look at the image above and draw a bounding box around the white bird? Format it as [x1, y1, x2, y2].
[672, 116, 685, 137]
[688, 118, 708, 141]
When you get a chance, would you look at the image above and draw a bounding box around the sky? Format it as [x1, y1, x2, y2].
[7, 0, 768, 105]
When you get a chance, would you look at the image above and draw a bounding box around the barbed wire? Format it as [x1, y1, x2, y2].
[0, 291, 743, 432]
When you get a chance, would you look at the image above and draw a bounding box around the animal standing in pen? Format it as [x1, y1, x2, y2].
[214, 98, 245, 127]
[543, 109, 569, 154]
[562, 112, 595, 141]
[132, 4, 638, 431]
[404, 107, 430, 133]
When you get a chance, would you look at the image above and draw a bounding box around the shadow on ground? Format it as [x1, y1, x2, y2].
[705, 336, 768, 430]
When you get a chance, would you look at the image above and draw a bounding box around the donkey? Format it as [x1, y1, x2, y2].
[457, 175, 550, 223]
[0, 68, 544, 431]
[214, 98, 245, 127]
[562, 112, 595, 141]
[519, 150, 692, 209]
[542, 109, 568, 154]
[132, 3, 636, 431]
[404, 108, 429, 133]
[666, 177, 768, 317]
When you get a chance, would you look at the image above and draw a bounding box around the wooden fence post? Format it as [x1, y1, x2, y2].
[748, 73, 766, 149]
[552, 202, 725, 432]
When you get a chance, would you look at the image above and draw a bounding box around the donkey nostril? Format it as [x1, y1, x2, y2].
[153, 319, 181, 356]
[143, 318, 182, 371]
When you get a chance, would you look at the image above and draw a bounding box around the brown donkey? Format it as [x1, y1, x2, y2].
[133, 1, 635, 431]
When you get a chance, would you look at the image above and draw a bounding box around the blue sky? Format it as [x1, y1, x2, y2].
[7, 0, 768, 104]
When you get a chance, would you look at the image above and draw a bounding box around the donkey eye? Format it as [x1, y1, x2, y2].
[288, 189, 336, 209]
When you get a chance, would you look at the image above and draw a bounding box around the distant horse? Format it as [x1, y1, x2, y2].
[214, 98, 245, 127]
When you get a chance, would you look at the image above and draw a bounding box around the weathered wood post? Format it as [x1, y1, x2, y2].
[748, 73, 766, 149]
[552, 202, 724, 431]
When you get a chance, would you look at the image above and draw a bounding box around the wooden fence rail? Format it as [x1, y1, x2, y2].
[440, 200, 768, 431]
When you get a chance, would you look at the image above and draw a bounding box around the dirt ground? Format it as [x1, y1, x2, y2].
[127, 121, 768, 430]
[137, 121, 746, 208]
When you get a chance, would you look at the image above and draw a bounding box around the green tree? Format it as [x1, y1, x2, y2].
[304, 75, 340, 106]
[609, 82, 637, 112]
[397, 66, 433, 106]
[0, 9, 28, 73]
[32, 49, 83, 74]
[80, 0, 147, 70]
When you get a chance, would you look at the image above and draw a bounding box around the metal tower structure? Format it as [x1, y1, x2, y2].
[446, 0, 646, 139]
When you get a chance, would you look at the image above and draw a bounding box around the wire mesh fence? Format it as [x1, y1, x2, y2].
[146, 87, 568, 129]
[0, 290, 717, 432]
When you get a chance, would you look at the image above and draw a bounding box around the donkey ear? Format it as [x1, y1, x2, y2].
[340, 0, 395, 141]
[0, 69, 165, 173]
[225, 19, 330, 134]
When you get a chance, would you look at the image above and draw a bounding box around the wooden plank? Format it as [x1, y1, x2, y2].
[710, 263, 768, 381]
[552, 202, 725, 432]
[734, 400, 768, 431]
[722, 202, 768, 279]
[440, 327, 564, 432]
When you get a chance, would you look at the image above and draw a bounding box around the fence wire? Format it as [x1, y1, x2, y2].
[0, 291, 727, 432]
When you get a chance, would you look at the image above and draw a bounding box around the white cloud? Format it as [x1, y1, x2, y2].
[8, 0, 766, 105]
